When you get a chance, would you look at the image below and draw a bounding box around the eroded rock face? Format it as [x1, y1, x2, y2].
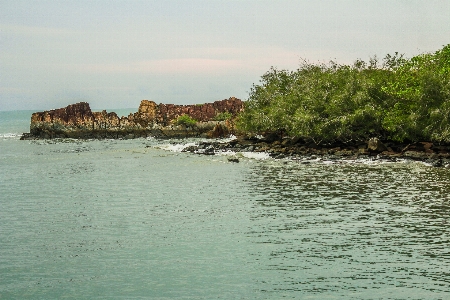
[156, 97, 243, 125]
[22, 97, 244, 139]
[29, 102, 95, 138]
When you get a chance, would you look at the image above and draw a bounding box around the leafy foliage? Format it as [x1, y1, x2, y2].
[175, 114, 197, 127]
[237, 44, 450, 143]
[213, 111, 233, 121]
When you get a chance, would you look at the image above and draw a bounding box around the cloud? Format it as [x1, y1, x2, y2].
[58, 46, 308, 76]
[64, 58, 243, 74]
[0, 23, 71, 37]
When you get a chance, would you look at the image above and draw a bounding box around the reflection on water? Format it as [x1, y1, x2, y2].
[245, 161, 450, 298]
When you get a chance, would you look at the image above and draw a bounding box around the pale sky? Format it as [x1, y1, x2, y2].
[1, 0, 449, 111]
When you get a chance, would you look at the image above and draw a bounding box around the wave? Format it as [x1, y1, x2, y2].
[156, 139, 272, 161]
[0, 133, 22, 139]
[218, 151, 271, 160]
[158, 141, 198, 152]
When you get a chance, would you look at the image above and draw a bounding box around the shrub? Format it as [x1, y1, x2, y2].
[175, 114, 197, 127]
[213, 111, 233, 121]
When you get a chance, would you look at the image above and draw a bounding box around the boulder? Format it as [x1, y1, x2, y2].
[367, 138, 388, 152]
[227, 157, 240, 163]
[207, 123, 228, 138]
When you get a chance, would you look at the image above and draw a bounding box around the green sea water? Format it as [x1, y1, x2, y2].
[1, 111, 450, 299]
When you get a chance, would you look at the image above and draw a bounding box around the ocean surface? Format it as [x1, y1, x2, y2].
[1, 110, 450, 299]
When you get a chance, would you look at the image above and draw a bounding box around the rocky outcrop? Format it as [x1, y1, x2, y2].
[21, 97, 244, 139]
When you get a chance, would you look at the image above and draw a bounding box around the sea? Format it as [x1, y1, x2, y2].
[1, 109, 450, 299]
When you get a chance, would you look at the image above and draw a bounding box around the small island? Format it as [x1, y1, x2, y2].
[20, 97, 244, 140]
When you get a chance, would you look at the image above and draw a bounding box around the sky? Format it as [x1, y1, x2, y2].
[1, 0, 449, 111]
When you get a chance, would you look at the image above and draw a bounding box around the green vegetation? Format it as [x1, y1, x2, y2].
[175, 114, 198, 127]
[237, 44, 450, 144]
[213, 111, 233, 121]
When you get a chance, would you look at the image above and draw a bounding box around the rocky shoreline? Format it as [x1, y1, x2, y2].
[20, 98, 450, 167]
[178, 136, 450, 167]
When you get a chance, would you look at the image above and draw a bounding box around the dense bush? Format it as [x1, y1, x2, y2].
[237, 44, 450, 143]
[175, 114, 197, 127]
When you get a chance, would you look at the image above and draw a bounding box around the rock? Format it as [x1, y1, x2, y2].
[424, 158, 444, 167]
[208, 123, 228, 138]
[357, 148, 368, 155]
[196, 145, 215, 155]
[422, 142, 433, 151]
[272, 141, 281, 146]
[290, 136, 303, 145]
[156, 97, 243, 126]
[367, 138, 388, 152]
[227, 157, 240, 163]
[23, 97, 244, 139]
[306, 142, 320, 149]
[403, 151, 428, 160]
[182, 145, 198, 153]
[19, 133, 34, 140]
[261, 132, 282, 143]
[281, 139, 291, 146]
[334, 150, 354, 156]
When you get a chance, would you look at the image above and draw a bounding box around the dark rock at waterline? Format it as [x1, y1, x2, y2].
[258, 132, 281, 143]
[176, 135, 450, 167]
[368, 137, 388, 152]
[184, 144, 216, 155]
[182, 145, 198, 153]
[201, 146, 216, 155]
[227, 157, 239, 163]
[428, 159, 444, 168]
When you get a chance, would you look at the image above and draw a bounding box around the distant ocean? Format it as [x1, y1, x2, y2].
[1, 110, 450, 299]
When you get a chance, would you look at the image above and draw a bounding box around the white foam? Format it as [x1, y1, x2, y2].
[220, 135, 237, 143]
[0, 133, 21, 139]
[216, 149, 270, 160]
[216, 150, 236, 156]
[158, 142, 197, 152]
[239, 151, 270, 160]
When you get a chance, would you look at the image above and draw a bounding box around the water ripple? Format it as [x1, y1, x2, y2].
[244, 160, 450, 298]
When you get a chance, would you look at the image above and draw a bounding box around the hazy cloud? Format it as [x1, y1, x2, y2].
[1, 0, 449, 111]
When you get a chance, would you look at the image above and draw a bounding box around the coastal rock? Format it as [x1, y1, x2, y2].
[177, 138, 449, 167]
[367, 138, 388, 152]
[227, 157, 240, 163]
[403, 151, 429, 160]
[402, 142, 435, 154]
[22, 97, 243, 140]
[29, 102, 95, 138]
[207, 123, 228, 138]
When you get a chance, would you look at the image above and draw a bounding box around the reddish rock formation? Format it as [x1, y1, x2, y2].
[155, 97, 243, 125]
[22, 97, 244, 139]
[31, 102, 93, 127]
